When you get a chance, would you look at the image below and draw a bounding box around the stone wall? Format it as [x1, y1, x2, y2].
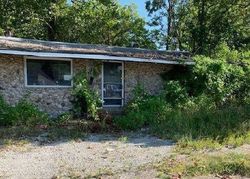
[124, 62, 172, 103]
[0, 55, 171, 116]
[0, 55, 91, 116]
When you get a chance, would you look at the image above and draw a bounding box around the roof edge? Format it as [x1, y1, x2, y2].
[0, 49, 195, 65]
[0, 36, 190, 54]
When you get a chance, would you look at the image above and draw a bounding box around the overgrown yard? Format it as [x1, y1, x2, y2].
[0, 45, 249, 178]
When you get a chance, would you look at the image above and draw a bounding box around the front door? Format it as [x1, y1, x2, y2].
[102, 62, 123, 107]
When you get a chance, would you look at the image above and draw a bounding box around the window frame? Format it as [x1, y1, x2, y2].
[24, 57, 73, 88]
[102, 61, 124, 107]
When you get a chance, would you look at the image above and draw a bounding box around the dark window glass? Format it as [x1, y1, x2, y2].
[26, 59, 72, 86]
[104, 99, 122, 106]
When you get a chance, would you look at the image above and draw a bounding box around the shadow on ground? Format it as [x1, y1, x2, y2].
[0, 125, 174, 149]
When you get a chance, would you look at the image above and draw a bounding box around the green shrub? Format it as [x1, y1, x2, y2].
[164, 81, 189, 106]
[71, 70, 101, 120]
[9, 99, 49, 127]
[0, 95, 12, 126]
[162, 44, 250, 105]
[193, 45, 250, 104]
[0, 95, 49, 127]
[115, 85, 166, 130]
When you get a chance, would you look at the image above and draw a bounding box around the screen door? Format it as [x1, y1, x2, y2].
[102, 62, 123, 106]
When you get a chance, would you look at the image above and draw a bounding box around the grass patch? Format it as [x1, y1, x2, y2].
[0, 126, 87, 148]
[175, 138, 222, 154]
[149, 103, 250, 152]
[118, 136, 129, 143]
[156, 153, 250, 178]
[84, 168, 114, 179]
[0, 120, 113, 148]
[174, 131, 250, 154]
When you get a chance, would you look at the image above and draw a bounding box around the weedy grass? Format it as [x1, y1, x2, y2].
[156, 153, 250, 178]
[150, 103, 250, 153]
[118, 136, 129, 143]
[174, 131, 250, 154]
[0, 122, 89, 148]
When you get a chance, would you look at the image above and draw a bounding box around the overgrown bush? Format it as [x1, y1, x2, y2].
[161, 44, 250, 107]
[71, 70, 101, 120]
[164, 81, 189, 106]
[115, 45, 250, 147]
[0, 95, 49, 127]
[115, 85, 166, 130]
[193, 45, 250, 104]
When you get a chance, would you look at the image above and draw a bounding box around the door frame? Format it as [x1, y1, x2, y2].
[102, 61, 124, 107]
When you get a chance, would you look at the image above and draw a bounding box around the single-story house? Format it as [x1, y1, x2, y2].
[0, 36, 193, 116]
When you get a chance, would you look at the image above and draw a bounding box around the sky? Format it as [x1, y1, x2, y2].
[119, 0, 148, 19]
[67, 0, 149, 20]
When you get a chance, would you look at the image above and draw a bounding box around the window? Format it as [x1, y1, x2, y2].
[102, 62, 123, 106]
[25, 58, 72, 87]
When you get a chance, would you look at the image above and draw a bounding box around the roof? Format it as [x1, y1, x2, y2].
[0, 36, 194, 65]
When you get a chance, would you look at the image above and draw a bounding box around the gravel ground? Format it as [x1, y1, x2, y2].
[0, 132, 174, 179]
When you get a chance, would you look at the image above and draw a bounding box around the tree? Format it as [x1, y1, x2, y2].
[58, 0, 155, 48]
[146, 0, 178, 50]
[0, 0, 67, 40]
[146, 0, 250, 54]
[0, 0, 155, 49]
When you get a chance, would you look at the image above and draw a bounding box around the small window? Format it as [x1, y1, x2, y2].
[26, 58, 72, 87]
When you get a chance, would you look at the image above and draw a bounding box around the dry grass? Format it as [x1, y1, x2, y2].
[155, 153, 250, 178]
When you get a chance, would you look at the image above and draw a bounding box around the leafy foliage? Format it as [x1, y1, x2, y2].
[115, 46, 250, 149]
[115, 85, 166, 130]
[164, 81, 189, 106]
[0, 0, 67, 40]
[146, 0, 249, 54]
[161, 44, 250, 105]
[71, 70, 101, 120]
[0, 95, 12, 126]
[61, 0, 155, 48]
[0, 95, 49, 127]
[0, 0, 155, 49]
[193, 44, 250, 103]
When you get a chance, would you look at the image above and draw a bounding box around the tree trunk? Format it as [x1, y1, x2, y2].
[47, 17, 57, 41]
[166, 0, 175, 50]
[47, 0, 58, 41]
[197, 0, 206, 54]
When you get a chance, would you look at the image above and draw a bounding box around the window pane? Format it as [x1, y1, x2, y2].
[26, 59, 71, 86]
[104, 99, 122, 106]
[103, 84, 122, 98]
[104, 63, 122, 84]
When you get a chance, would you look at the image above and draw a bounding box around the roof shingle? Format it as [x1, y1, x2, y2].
[0, 36, 193, 64]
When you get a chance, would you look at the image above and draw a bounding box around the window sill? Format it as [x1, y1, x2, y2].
[25, 85, 73, 88]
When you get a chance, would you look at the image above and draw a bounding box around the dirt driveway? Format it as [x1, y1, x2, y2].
[0, 132, 174, 179]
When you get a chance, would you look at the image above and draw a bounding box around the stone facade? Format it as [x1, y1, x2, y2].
[124, 62, 171, 103]
[0, 55, 171, 116]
